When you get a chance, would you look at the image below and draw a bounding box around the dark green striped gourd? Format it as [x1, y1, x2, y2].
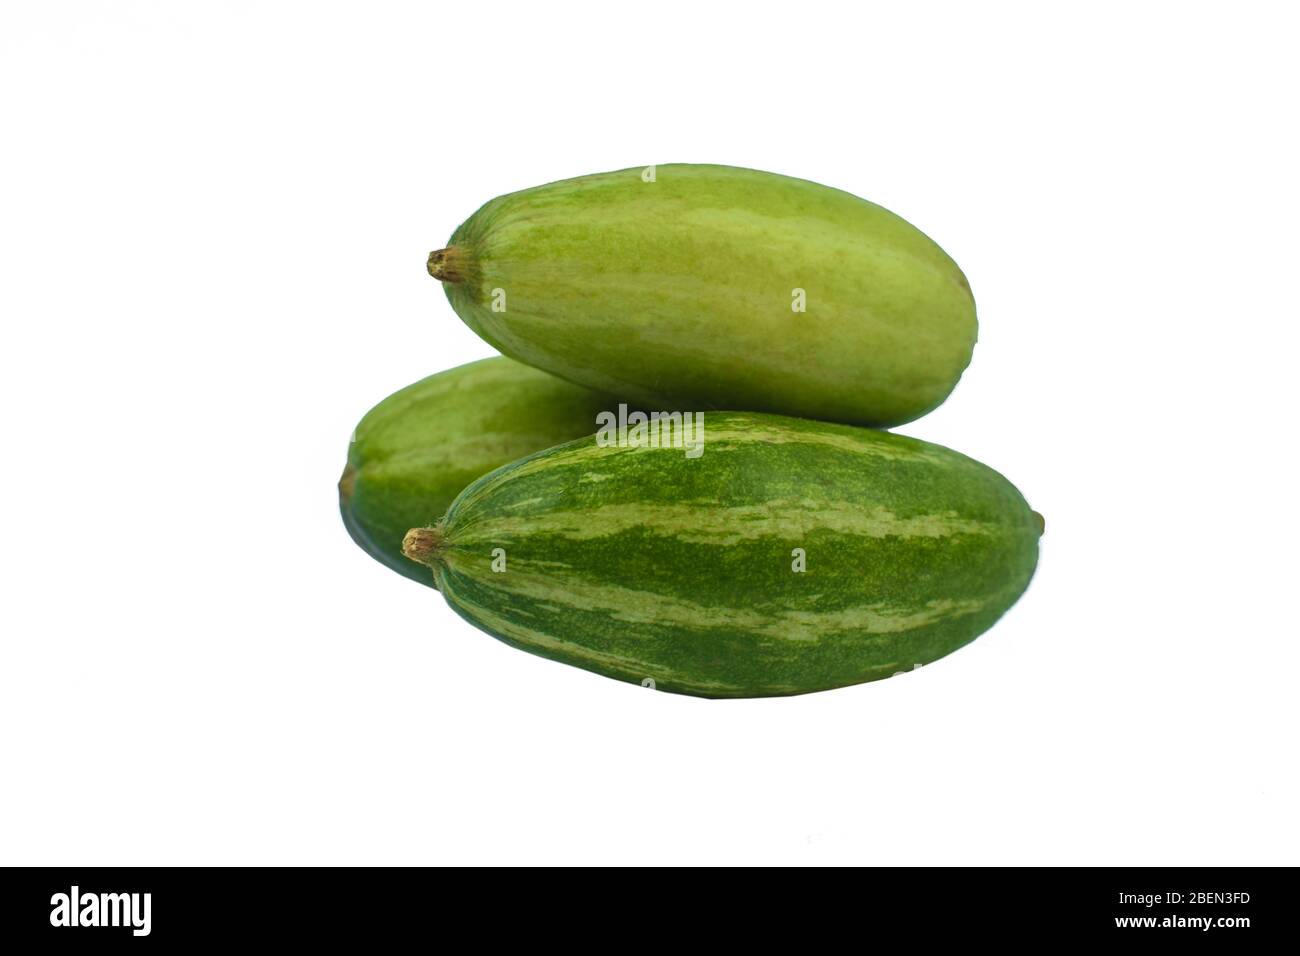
[339, 357, 611, 586]
[403, 411, 1040, 698]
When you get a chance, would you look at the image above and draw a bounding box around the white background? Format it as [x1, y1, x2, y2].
[2, 1, 1296, 866]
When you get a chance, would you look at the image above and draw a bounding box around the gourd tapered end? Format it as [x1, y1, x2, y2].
[1031, 511, 1045, 536]
[338, 464, 356, 504]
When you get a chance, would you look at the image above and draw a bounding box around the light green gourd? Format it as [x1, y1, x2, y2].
[429, 164, 976, 427]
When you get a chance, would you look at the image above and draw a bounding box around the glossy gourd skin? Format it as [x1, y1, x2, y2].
[404, 412, 1040, 697]
[339, 357, 613, 586]
[430, 165, 976, 427]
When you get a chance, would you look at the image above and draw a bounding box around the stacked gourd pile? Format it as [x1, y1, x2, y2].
[339, 165, 1041, 698]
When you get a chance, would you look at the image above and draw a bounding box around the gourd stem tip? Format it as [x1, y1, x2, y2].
[427, 247, 464, 283]
[402, 527, 445, 566]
